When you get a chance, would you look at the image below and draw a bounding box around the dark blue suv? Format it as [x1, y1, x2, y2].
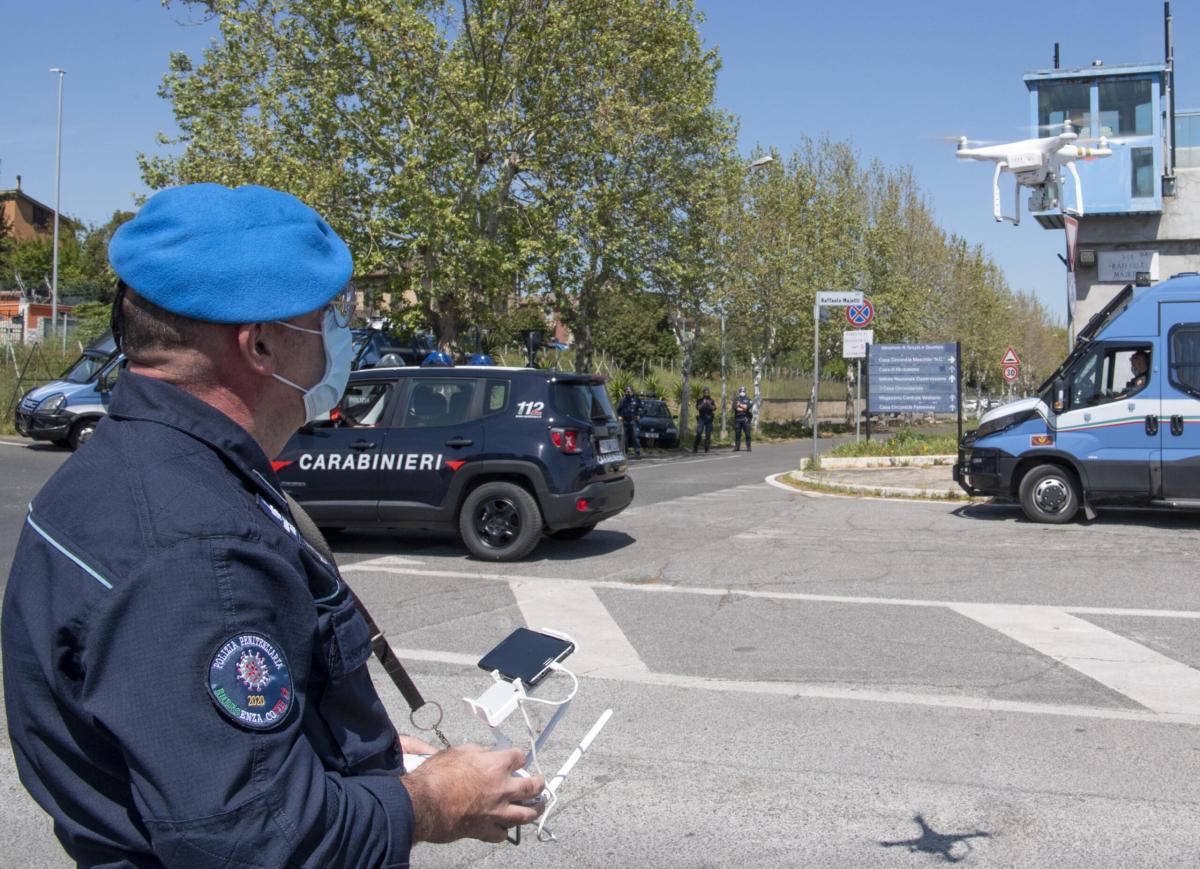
[273, 366, 635, 560]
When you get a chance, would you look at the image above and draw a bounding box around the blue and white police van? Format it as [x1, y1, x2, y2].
[15, 332, 123, 450]
[956, 274, 1200, 523]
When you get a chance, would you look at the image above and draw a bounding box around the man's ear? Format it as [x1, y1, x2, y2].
[235, 323, 279, 377]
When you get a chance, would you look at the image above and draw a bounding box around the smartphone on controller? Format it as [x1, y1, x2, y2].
[478, 628, 575, 687]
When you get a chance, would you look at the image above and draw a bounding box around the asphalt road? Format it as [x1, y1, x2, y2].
[2, 437, 1200, 866]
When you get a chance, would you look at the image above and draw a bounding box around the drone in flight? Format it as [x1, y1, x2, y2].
[953, 121, 1113, 225]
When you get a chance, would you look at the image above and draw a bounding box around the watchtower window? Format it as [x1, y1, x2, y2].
[1099, 80, 1152, 136]
[1038, 82, 1091, 136]
[1131, 147, 1154, 199]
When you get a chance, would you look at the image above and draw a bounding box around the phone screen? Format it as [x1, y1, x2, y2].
[478, 628, 575, 686]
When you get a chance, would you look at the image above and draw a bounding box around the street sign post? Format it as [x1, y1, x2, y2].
[1002, 347, 1021, 366]
[843, 329, 875, 441]
[1003, 365, 1019, 382]
[810, 292, 865, 466]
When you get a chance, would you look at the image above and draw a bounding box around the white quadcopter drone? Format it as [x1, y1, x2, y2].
[954, 121, 1113, 225]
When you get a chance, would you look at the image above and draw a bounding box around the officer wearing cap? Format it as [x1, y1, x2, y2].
[2, 184, 542, 866]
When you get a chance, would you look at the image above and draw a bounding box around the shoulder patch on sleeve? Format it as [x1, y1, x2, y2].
[208, 634, 293, 730]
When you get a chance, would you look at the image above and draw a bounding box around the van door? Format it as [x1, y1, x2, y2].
[1159, 305, 1200, 498]
[1055, 342, 1157, 497]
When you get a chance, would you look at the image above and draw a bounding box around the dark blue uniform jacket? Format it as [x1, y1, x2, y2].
[3, 371, 415, 867]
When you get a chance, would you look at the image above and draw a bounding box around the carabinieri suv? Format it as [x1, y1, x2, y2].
[273, 365, 635, 560]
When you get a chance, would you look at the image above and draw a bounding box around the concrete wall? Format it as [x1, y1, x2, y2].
[1073, 167, 1200, 326]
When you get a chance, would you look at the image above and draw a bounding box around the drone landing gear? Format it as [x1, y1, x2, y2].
[992, 162, 1020, 225]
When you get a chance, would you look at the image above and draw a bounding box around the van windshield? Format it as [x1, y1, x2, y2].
[552, 382, 615, 422]
[63, 353, 109, 384]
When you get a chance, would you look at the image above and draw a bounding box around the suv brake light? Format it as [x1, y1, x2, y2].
[550, 428, 582, 454]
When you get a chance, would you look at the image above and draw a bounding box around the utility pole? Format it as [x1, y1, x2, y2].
[49, 67, 66, 341]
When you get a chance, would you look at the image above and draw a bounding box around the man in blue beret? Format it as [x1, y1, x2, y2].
[2, 183, 542, 867]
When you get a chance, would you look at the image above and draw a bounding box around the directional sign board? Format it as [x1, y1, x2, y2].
[816, 291, 864, 307]
[867, 343, 959, 414]
[843, 329, 874, 359]
[845, 299, 874, 328]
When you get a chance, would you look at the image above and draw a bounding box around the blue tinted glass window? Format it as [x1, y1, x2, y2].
[1131, 148, 1155, 198]
[1098, 80, 1152, 136]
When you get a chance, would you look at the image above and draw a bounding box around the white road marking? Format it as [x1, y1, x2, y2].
[0, 440, 32, 448]
[733, 529, 794, 539]
[346, 560, 1200, 722]
[508, 579, 648, 677]
[343, 561, 1200, 620]
[952, 604, 1200, 716]
[388, 646, 1200, 727]
[626, 453, 745, 472]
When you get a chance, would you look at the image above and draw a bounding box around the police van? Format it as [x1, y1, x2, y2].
[15, 331, 123, 450]
[273, 365, 635, 560]
[956, 274, 1200, 523]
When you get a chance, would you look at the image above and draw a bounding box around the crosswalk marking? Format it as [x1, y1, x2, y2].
[386, 646, 1200, 727]
[508, 580, 648, 677]
[952, 604, 1200, 716]
[345, 560, 1200, 723]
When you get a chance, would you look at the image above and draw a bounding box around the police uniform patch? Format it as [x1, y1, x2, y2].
[208, 633, 293, 730]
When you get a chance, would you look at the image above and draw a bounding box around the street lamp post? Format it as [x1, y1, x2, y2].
[49, 67, 66, 343]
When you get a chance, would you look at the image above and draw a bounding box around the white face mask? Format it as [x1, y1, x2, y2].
[272, 308, 354, 420]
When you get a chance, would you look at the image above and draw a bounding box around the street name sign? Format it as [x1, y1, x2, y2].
[867, 343, 959, 414]
[816, 291, 864, 307]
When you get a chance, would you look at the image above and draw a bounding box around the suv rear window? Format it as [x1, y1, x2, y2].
[552, 382, 615, 422]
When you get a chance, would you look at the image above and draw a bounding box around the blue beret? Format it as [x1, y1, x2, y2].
[108, 184, 353, 324]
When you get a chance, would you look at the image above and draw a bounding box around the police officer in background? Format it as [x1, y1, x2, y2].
[618, 385, 643, 457]
[2, 184, 541, 867]
[732, 385, 753, 451]
[693, 387, 716, 453]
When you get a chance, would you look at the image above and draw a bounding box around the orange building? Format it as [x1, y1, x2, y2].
[0, 175, 75, 242]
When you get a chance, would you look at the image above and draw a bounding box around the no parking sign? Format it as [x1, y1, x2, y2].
[846, 299, 874, 328]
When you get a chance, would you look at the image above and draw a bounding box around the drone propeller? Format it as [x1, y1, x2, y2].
[1024, 119, 1087, 135]
[935, 135, 998, 146]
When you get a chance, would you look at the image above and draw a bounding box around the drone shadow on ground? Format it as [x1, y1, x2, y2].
[878, 814, 992, 863]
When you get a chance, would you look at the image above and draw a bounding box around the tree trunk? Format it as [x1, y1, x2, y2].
[719, 313, 728, 438]
[751, 355, 766, 431]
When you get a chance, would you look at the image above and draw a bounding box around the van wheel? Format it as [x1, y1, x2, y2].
[459, 482, 542, 561]
[68, 418, 97, 451]
[1018, 464, 1080, 524]
[547, 524, 597, 541]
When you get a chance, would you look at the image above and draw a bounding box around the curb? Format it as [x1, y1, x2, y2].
[766, 471, 967, 501]
[815, 455, 956, 470]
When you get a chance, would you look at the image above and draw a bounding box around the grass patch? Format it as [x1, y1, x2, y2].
[828, 427, 959, 458]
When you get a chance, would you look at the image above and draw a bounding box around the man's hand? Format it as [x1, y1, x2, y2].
[399, 734, 442, 757]
[401, 744, 545, 844]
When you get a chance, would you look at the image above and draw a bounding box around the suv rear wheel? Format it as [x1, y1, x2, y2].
[459, 482, 543, 561]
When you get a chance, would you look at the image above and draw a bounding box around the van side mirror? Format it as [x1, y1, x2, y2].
[1051, 377, 1066, 413]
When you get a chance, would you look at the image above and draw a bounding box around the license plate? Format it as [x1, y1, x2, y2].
[644, 432, 658, 440]
[599, 437, 619, 454]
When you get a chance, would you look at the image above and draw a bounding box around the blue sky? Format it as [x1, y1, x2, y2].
[3, 1, 1196, 322]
